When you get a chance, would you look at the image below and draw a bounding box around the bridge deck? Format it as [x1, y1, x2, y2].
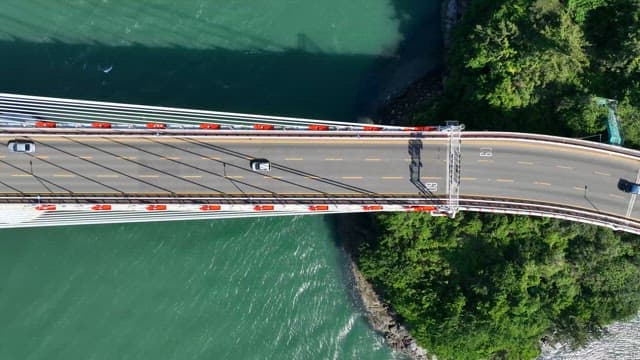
[0, 135, 448, 198]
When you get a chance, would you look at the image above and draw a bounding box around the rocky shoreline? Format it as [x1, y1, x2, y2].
[335, 214, 433, 359]
[340, 1, 470, 359]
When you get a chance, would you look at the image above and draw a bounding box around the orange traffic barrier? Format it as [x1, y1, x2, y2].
[146, 122, 166, 129]
[253, 124, 275, 130]
[405, 126, 437, 132]
[254, 205, 274, 211]
[200, 205, 222, 211]
[362, 205, 383, 211]
[35, 121, 56, 128]
[308, 205, 329, 211]
[146, 204, 167, 211]
[363, 126, 382, 131]
[91, 204, 112, 211]
[407, 205, 437, 212]
[35, 204, 56, 211]
[308, 125, 330, 131]
[91, 122, 112, 128]
[199, 123, 221, 130]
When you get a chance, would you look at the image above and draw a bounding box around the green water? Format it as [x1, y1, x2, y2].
[0, 1, 442, 358]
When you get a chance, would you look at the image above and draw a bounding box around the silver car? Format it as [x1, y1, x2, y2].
[250, 158, 271, 172]
[8, 140, 35, 153]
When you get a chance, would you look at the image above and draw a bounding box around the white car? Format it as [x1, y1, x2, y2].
[250, 158, 271, 172]
[8, 140, 35, 153]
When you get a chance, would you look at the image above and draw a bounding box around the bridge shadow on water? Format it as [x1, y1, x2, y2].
[0, 38, 386, 121]
[0, 1, 441, 121]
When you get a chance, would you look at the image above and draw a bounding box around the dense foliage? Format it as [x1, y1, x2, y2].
[359, 213, 640, 359]
[423, 0, 640, 146]
[358, 1, 640, 359]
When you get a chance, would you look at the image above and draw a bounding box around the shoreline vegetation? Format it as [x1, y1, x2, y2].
[342, 1, 640, 359]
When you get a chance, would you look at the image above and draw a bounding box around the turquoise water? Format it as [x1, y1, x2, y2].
[0, 1, 442, 359]
[0, 217, 391, 359]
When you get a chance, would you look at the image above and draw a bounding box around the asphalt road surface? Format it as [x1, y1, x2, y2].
[1, 135, 639, 220]
[0, 136, 448, 197]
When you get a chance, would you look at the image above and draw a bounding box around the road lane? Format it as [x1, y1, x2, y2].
[2, 134, 640, 221]
[460, 140, 640, 219]
[0, 136, 448, 196]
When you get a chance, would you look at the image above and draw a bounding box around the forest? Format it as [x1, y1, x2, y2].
[358, 1, 640, 359]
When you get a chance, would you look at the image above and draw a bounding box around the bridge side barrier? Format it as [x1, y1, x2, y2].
[1, 92, 426, 131]
[7, 192, 640, 233]
[463, 132, 640, 160]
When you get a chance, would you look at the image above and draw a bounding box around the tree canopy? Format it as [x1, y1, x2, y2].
[359, 213, 640, 359]
[360, 1, 640, 359]
[423, 0, 640, 146]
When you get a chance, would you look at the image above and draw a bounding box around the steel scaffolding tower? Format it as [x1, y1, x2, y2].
[445, 121, 463, 217]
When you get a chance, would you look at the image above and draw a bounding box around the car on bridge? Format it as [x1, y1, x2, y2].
[7, 140, 35, 153]
[618, 179, 640, 194]
[250, 158, 271, 172]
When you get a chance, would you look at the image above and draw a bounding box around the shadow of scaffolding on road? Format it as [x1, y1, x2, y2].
[408, 138, 434, 197]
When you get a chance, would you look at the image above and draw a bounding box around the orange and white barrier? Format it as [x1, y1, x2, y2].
[308, 125, 330, 131]
[35, 121, 56, 128]
[253, 124, 275, 130]
[362, 205, 383, 211]
[200, 205, 222, 211]
[199, 123, 221, 130]
[405, 205, 437, 212]
[146, 122, 166, 129]
[146, 204, 167, 211]
[35, 204, 57, 211]
[91, 204, 112, 211]
[253, 205, 274, 211]
[308, 205, 329, 211]
[91, 122, 112, 128]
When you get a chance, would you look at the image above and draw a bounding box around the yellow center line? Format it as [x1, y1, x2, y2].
[342, 176, 363, 179]
[609, 193, 625, 199]
[365, 158, 381, 161]
[80, 156, 93, 160]
[534, 181, 551, 186]
[225, 175, 244, 179]
[382, 176, 403, 180]
[555, 165, 573, 170]
[163, 156, 181, 160]
[325, 158, 343, 161]
[574, 186, 585, 191]
[285, 158, 304, 161]
[594, 171, 610, 176]
[264, 176, 283, 179]
[35, 155, 49, 159]
[421, 176, 442, 180]
[119, 156, 137, 160]
[0, 155, 5, 159]
[182, 175, 202, 179]
[11, 174, 32, 177]
[54, 174, 75, 177]
[139, 175, 159, 178]
[478, 159, 494, 163]
[517, 161, 533, 165]
[97, 174, 119, 178]
[201, 156, 221, 160]
[496, 178, 514, 183]
[461, 177, 477, 181]
[305, 176, 320, 179]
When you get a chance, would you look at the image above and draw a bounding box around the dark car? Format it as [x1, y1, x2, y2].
[618, 178, 640, 194]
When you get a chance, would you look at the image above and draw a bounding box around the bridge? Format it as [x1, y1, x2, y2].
[1, 93, 639, 233]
